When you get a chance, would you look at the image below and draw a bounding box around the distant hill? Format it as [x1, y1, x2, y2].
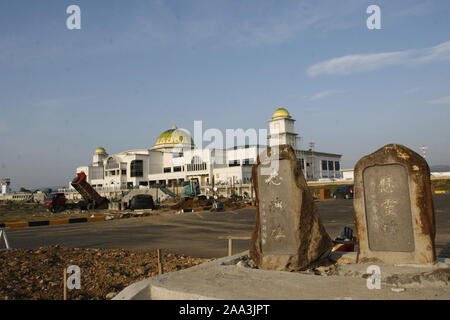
[430, 165, 450, 172]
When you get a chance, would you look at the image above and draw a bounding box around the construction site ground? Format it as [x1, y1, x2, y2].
[2, 194, 449, 300]
[5, 194, 450, 259]
[0, 197, 252, 224]
[0, 246, 208, 300]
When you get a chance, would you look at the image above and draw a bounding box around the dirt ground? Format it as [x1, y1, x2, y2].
[168, 197, 251, 211]
[0, 202, 100, 223]
[0, 198, 253, 224]
[0, 246, 209, 300]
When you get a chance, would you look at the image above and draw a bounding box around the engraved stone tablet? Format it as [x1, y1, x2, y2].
[354, 144, 436, 264]
[250, 145, 332, 271]
[364, 164, 414, 252]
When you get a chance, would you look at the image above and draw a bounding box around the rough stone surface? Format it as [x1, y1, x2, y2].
[250, 144, 332, 271]
[354, 143, 436, 264]
[115, 251, 450, 300]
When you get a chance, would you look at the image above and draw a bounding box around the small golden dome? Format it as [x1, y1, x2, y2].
[95, 147, 106, 154]
[272, 108, 290, 119]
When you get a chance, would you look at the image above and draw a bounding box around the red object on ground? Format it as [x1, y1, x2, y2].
[43, 192, 67, 208]
[71, 172, 108, 207]
[332, 241, 355, 252]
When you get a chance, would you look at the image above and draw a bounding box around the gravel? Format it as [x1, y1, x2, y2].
[0, 246, 209, 300]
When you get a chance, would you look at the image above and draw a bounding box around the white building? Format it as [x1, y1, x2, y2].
[341, 169, 355, 181]
[0, 179, 11, 195]
[73, 108, 342, 190]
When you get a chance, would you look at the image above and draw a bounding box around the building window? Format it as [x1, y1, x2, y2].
[163, 167, 171, 173]
[335, 161, 340, 171]
[229, 160, 240, 167]
[243, 159, 252, 166]
[173, 166, 182, 172]
[130, 160, 144, 177]
[106, 157, 119, 170]
[121, 170, 126, 175]
[111, 170, 116, 176]
[321, 160, 328, 171]
[328, 161, 334, 171]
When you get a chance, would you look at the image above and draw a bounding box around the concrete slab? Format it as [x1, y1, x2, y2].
[114, 251, 450, 300]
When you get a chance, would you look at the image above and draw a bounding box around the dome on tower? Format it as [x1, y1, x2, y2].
[272, 108, 290, 119]
[95, 147, 106, 154]
[152, 125, 194, 150]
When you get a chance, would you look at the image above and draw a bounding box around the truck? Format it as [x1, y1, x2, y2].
[43, 192, 69, 212]
[43, 192, 87, 213]
[71, 172, 109, 210]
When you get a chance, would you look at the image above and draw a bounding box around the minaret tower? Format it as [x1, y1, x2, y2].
[268, 107, 298, 149]
[93, 147, 108, 166]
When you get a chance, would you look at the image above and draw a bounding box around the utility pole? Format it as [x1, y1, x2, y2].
[297, 136, 307, 180]
[309, 142, 316, 181]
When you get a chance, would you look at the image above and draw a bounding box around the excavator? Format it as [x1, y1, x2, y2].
[182, 178, 201, 197]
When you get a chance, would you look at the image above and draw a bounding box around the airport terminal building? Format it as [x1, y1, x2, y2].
[74, 108, 342, 190]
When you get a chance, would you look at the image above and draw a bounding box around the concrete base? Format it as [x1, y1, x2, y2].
[114, 251, 450, 300]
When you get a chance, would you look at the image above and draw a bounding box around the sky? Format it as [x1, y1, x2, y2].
[0, 0, 450, 189]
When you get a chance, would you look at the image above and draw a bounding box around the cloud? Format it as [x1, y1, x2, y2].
[426, 96, 450, 105]
[135, 0, 365, 48]
[307, 41, 450, 77]
[415, 41, 450, 63]
[309, 89, 345, 101]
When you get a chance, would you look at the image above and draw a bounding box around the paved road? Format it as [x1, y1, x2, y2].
[5, 195, 450, 259]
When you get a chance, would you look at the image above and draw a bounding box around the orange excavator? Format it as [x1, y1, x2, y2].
[71, 172, 109, 210]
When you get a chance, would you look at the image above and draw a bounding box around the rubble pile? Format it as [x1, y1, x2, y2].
[170, 197, 249, 211]
[170, 197, 212, 211]
[0, 246, 209, 300]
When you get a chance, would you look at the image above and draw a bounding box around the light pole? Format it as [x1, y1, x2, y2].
[309, 142, 315, 181]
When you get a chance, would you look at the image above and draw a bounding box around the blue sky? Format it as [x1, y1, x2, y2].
[1, 0, 450, 189]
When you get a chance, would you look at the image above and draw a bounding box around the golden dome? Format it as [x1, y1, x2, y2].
[272, 108, 290, 119]
[153, 125, 193, 149]
[95, 147, 106, 154]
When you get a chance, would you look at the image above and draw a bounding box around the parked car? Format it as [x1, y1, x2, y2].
[333, 185, 354, 199]
[129, 194, 155, 210]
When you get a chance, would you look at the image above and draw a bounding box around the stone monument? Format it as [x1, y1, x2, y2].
[354, 143, 436, 264]
[250, 144, 333, 271]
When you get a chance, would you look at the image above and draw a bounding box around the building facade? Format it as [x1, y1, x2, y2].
[0, 179, 11, 195]
[73, 108, 342, 190]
